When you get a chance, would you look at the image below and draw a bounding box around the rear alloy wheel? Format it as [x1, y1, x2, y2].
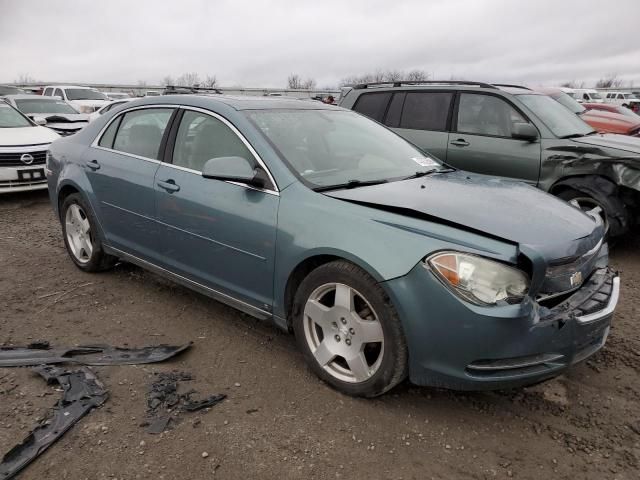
[61, 193, 117, 272]
[293, 260, 407, 397]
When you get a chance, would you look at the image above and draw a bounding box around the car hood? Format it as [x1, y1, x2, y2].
[325, 171, 602, 259]
[581, 110, 640, 130]
[68, 100, 108, 108]
[0, 125, 60, 146]
[571, 133, 640, 154]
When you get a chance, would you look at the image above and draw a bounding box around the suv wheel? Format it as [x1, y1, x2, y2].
[292, 260, 408, 397]
[558, 188, 627, 236]
[61, 194, 117, 272]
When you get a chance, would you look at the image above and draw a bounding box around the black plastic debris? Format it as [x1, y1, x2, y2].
[0, 343, 192, 367]
[0, 366, 108, 480]
[143, 371, 226, 434]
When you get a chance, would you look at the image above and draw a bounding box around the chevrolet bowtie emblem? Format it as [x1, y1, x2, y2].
[570, 271, 583, 287]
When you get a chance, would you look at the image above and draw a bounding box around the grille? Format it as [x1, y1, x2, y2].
[0, 150, 47, 167]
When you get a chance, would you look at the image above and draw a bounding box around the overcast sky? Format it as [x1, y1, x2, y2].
[2, 0, 639, 89]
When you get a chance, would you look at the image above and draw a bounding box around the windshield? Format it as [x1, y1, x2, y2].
[0, 104, 32, 128]
[623, 93, 638, 100]
[65, 89, 108, 101]
[247, 109, 445, 189]
[552, 92, 585, 114]
[0, 86, 26, 95]
[518, 94, 595, 138]
[15, 98, 78, 115]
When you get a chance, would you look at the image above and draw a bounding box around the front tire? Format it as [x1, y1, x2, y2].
[292, 260, 408, 397]
[61, 193, 116, 272]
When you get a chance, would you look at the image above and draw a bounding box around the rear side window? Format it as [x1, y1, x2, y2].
[352, 92, 391, 122]
[172, 110, 253, 172]
[400, 92, 452, 131]
[98, 116, 121, 148]
[43, 87, 53, 96]
[111, 108, 173, 160]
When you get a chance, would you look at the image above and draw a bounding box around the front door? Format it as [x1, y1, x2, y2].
[86, 107, 175, 261]
[446, 93, 541, 184]
[154, 108, 279, 311]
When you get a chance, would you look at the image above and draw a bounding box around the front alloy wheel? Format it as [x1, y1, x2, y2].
[293, 260, 408, 397]
[303, 283, 385, 383]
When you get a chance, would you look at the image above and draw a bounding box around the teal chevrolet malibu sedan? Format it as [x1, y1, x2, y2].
[46, 95, 619, 397]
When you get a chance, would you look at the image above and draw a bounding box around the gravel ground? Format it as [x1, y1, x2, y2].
[1, 190, 639, 480]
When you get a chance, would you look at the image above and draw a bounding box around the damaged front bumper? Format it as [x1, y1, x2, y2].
[385, 263, 619, 391]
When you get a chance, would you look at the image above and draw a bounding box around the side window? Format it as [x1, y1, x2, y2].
[400, 92, 452, 131]
[43, 88, 53, 96]
[98, 116, 121, 149]
[617, 94, 624, 99]
[583, 93, 589, 100]
[112, 108, 173, 159]
[456, 93, 527, 138]
[384, 93, 406, 128]
[172, 110, 253, 172]
[352, 93, 391, 122]
[54, 89, 64, 99]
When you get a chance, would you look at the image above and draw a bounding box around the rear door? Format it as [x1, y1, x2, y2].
[154, 108, 279, 311]
[386, 91, 453, 160]
[87, 106, 176, 261]
[445, 92, 541, 184]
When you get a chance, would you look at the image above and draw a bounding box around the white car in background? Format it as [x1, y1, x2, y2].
[0, 102, 59, 193]
[4, 95, 89, 136]
[42, 85, 109, 113]
[103, 91, 131, 100]
[573, 88, 605, 103]
[603, 91, 640, 110]
[87, 98, 135, 122]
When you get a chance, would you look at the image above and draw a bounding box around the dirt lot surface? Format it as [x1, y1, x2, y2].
[1, 190, 639, 480]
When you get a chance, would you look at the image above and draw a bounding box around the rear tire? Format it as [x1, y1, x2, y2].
[557, 188, 628, 237]
[292, 260, 408, 397]
[61, 193, 117, 272]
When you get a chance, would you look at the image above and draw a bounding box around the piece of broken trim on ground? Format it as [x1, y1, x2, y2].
[0, 342, 225, 479]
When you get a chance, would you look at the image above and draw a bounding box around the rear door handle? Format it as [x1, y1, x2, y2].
[450, 139, 470, 147]
[157, 179, 180, 193]
[86, 159, 101, 171]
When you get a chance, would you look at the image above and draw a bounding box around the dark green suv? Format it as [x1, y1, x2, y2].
[339, 81, 640, 236]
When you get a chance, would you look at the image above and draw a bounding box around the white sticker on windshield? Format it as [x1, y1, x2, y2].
[411, 157, 438, 167]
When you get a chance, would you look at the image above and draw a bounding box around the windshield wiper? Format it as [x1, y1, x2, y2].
[402, 167, 455, 180]
[314, 179, 388, 192]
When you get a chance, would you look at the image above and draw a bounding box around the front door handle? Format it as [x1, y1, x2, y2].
[450, 139, 470, 147]
[86, 159, 101, 171]
[157, 179, 180, 193]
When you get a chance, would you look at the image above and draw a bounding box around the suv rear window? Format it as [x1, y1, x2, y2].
[352, 92, 391, 122]
[399, 92, 452, 131]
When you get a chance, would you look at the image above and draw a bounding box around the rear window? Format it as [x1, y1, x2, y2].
[352, 92, 391, 122]
[400, 92, 452, 131]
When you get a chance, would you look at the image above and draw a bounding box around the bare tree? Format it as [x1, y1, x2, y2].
[15, 73, 36, 84]
[202, 75, 218, 88]
[176, 72, 200, 87]
[595, 74, 624, 89]
[385, 70, 403, 82]
[406, 69, 430, 82]
[161, 75, 175, 86]
[287, 74, 316, 90]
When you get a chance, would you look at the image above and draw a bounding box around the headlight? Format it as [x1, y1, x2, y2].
[425, 252, 529, 306]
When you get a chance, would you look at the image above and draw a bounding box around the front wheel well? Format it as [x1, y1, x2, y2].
[284, 255, 346, 330]
[57, 185, 80, 218]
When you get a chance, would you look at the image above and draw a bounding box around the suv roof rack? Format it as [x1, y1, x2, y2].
[352, 80, 498, 90]
[492, 84, 531, 90]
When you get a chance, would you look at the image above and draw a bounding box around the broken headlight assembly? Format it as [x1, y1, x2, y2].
[425, 252, 529, 306]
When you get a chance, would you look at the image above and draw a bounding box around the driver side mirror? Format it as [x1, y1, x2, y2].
[202, 156, 269, 189]
[511, 122, 538, 141]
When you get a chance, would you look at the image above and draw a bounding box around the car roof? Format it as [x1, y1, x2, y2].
[5, 94, 56, 100]
[44, 85, 98, 90]
[346, 81, 542, 96]
[139, 94, 339, 111]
